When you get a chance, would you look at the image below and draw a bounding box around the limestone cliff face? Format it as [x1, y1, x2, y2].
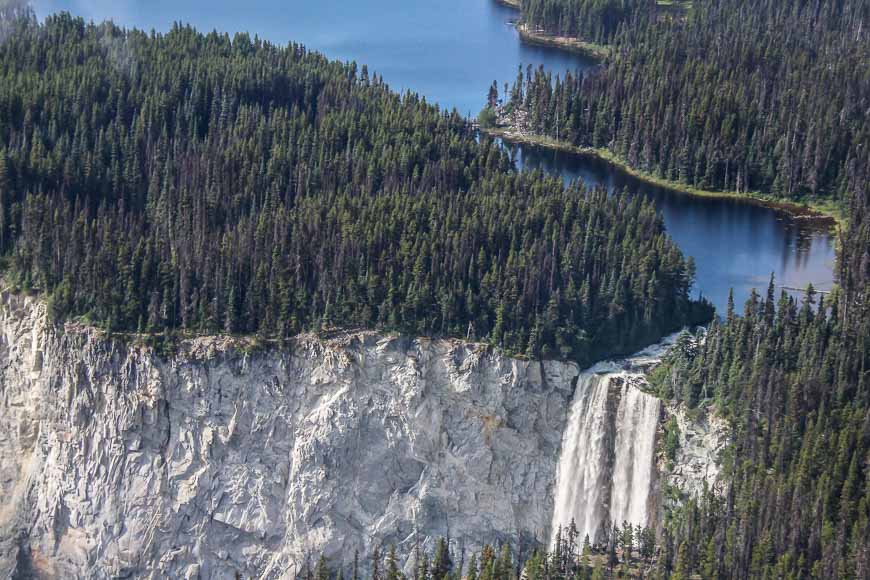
[0, 290, 579, 579]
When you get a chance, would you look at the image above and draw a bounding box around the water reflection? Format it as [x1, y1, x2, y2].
[513, 143, 836, 312]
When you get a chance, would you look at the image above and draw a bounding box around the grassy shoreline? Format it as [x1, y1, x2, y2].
[515, 23, 611, 60]
[492, 0, 611, 60]
[483, 126, 845, 229]
[488, 0, 844, 227]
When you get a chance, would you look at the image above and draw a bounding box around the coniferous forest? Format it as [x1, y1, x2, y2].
[492, 0, 870, 576]
[299, 193, 870, 572]
[0, 8, 710, 365]
[1, 0, 870, 578]
[645, 193, 870, 578]
[498, 0, 870, 205]
[518, 0, 653, 44]
[298, 532, 664, 580]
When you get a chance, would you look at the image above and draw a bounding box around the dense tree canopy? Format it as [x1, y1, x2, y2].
[499, 0, 870, 205]
[5, 2, 869, 575]
[0, 9, 709, 364]
[519, 0, 653, 44]
[498, 5, 870, 572]
[647, 189, 870, 578]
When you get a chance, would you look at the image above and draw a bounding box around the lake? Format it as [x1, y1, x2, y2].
[33, 0, 837, 314]
[515, 144, 836, 312]
[33, 0, 594, 116]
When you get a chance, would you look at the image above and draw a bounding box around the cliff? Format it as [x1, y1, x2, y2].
[661, 404, 730, 500]
[0, 289, 579, 579]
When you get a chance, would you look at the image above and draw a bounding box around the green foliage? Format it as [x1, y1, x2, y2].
[385, 547, 402, 580]
[431, 538, 451, 580]
[504, 0, 870, 206]
[465, 554, 477, 580]
[346, 526, 659, 580]
[316, 555, 333, 580]
[519, 0, 652, 44]
[477, 106, 497, 129]
[0, 14, 709, 364]
[663, 416, 680, 464]
[654, 188, 870, 578]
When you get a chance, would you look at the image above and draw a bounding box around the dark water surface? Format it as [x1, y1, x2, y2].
[515, 145, 836, 312]
[35, 0, 837, 313]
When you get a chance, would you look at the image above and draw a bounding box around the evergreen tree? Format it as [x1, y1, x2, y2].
[372, 547, 381, 580]
[316, 555, 332, 580]
[0, 12, 709, 365]
[431, 538, 452, 580]
[386, 546, 402, 580]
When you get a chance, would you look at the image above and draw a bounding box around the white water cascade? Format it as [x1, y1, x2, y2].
[551, 337, 676, 545]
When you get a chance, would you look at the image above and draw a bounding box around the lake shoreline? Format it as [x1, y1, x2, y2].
[483, 126, 843, 229]
[514, 23, 610, 60]
[493, 0, 610, 60]
[488, 0, 841, 230]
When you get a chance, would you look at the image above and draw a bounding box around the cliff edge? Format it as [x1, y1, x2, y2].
[0, 289, 579, 579]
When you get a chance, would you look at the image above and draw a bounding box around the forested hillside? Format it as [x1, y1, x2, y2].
[0, 8, 710, 364]
[646, 189, 870, 578]
[302, 191, 870, 579]
[488, 0, 870, 575]
[496, 0, 870, 207]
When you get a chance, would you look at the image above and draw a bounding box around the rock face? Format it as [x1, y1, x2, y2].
[0, 290, 579, 579]
[662, 404, 730, 500]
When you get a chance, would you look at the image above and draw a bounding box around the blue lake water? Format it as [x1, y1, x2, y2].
[34, 0, 837, 313]
[34, 0, 593, 116]
[514, 145, 836, 312]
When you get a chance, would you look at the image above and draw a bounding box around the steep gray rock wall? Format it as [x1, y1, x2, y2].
[650, 401, 729, 537]
[662, 404, 729, 499]
[0, 290, 579, 579]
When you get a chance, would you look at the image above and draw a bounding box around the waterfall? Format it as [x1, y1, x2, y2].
[609, 384, 661, 529]
[550, 373, 614, 544]
[551, 338, 673, 546]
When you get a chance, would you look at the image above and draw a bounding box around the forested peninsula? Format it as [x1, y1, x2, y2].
[484, 0, 870, 221]
[0, 8, 711, 366]
[1, 1, 869, 578]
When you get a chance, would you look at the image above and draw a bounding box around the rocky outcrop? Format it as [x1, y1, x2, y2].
[662, 404, 730, 500]
[0, 289, 579, 579]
